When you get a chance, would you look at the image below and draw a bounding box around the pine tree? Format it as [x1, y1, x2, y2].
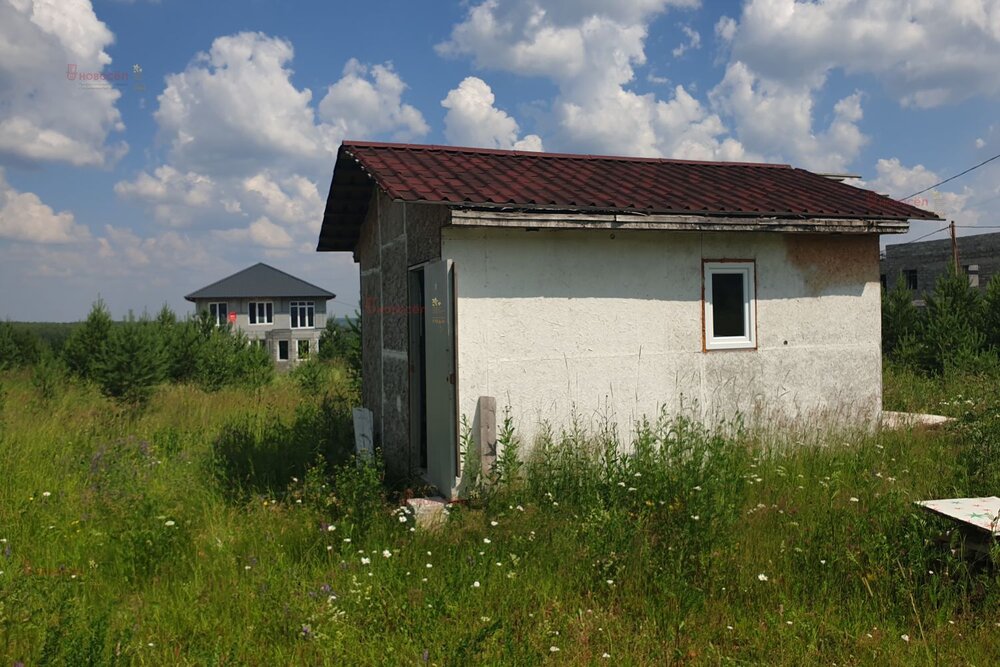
[983, 274, 1000, 351]
[882, 275, 921, 359]
[922, 268, 985, 374]
[91, 314, 167, 405]
[62, 299, 113, 379]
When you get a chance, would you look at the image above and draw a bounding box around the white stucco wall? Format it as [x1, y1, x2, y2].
[443, 227, 882, 447]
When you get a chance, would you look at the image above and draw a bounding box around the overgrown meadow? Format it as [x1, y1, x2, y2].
[3, 360, 1000, 665]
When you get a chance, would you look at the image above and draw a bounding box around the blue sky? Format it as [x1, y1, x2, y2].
[1, 0, 998, 321]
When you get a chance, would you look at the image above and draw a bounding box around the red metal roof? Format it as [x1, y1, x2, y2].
[318, 141, 940, 251]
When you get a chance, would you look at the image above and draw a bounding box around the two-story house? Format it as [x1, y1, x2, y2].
[185, 263, 335, 368]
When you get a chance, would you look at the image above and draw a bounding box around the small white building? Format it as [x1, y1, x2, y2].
[185, 262, 334, 369]
[317, 142, 939, 496]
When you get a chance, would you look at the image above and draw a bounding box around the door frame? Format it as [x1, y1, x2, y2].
[406, 259, 459, 496]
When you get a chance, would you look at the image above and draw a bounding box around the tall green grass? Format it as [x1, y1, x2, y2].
[2, 367, 999, 664]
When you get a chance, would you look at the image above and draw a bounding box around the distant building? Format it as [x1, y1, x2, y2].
[881, 231, 1000, 295]
[185, 263, 335, 368]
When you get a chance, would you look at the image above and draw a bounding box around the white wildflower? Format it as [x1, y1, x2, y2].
[901, 634, 910, 642]
[382, 550, 392, 558]
[549, 646, 560, 652]
[164, 520, 175, 527]
[473, 581, 480, 588]
[758, 573, 768, 582]
[360, 557, 370, 565]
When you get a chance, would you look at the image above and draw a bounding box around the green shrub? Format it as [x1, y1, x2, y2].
[212, 396, 354, 498]
[194, 328, 273, 392]
[290, 358, 327, 395]
[983, 274, 1000, 351]
[0, 320, 42, 369]
[31, 349, 67, 402]
[319, 313, 361, 381]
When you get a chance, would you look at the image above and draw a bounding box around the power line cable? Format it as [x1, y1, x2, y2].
[887, 223, 951, 248]
[901, 152, 1000, 200]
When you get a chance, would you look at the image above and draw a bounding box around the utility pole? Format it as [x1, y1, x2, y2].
[950, 219, 960, 274]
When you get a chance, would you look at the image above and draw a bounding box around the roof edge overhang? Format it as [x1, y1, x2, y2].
[449, 209, 915, 234]
[316, 142, 942, 252]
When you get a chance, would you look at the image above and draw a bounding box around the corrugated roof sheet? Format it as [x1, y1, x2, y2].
[318, 142, 941, 251]
[184, 263, 335, 301]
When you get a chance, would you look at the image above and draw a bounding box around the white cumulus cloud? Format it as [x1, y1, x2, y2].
[0, 0, 127, 166]
[442, 77, 543, 150]
[0, 168, 90, 243]
[318, 59, 429, 142]
[439, 0, 741, 160]
[722, 0, 1000, 108]
[710, 62, 867, 172]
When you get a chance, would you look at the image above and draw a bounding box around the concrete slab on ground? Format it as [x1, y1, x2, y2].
[881, 411, 954, 430]
[405, 496, 449, 530]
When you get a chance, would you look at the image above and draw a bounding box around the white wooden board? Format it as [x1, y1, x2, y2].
[917, 497, 1000, 535]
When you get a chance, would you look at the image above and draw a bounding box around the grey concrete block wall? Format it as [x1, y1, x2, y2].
[356, 191, 447, 481]
[881, 231, 1000, 295]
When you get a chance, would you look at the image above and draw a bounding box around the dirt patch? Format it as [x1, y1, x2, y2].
[784, 234, 878, 296]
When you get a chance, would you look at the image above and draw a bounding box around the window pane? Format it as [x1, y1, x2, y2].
[712, 273, 745, 337]
[266, 302, 273, 323]
[278, 340, 289, 360]
[306, 307, 314, 328]
[249, 303, 257, 325]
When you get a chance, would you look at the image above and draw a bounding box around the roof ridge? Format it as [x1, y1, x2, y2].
[341, 140, 793, 169]
[185, 263, 334, 301]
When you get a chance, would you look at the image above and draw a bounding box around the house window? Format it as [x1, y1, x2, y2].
[277, 340, 289, 361]
[902, 269, 918, 291]
[248, 301, 273, 325]
[208, 302, 228, 327]
[290, 301, 315, 329]
[703, 261, 756, 351]
[297, 339, 311, 359]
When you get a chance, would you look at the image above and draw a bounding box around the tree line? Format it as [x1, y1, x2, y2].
[0, 300, 361, 405]
[883, 269, 1000, 376]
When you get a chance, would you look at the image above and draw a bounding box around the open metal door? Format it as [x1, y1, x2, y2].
[423, 259, 458, 497]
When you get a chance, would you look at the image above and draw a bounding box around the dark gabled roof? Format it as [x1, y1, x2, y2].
[317, 141, 941, 252]
[184, 263, 335, 301]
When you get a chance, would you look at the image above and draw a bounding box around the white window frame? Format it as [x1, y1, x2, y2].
[703, 261, 756, 351]
[297, 339, 311, 360]
[208, 302, 228, 327]
[277, 340, 289, 361]
[248, 301, 273, 325]
[290, 301, 315, 329]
